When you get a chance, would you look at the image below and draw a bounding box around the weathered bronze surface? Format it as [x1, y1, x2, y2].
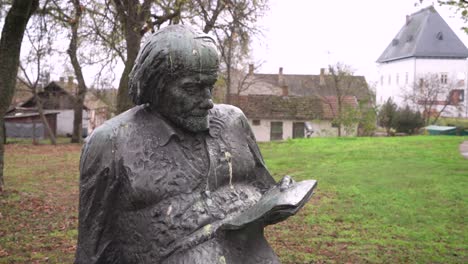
[75, 25, 316, 264]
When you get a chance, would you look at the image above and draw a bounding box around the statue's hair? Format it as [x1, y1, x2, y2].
[128, 25, 219, 106]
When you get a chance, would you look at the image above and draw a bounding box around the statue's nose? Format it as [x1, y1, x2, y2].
[200, 98, 214, 110]
[199, 87, 214, 109]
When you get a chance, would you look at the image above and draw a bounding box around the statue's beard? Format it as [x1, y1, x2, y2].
[169, 114, 210, 133]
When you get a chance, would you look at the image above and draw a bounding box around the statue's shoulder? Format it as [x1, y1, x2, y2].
[210, 104, 246, 121]
[209, 104, 250, 138]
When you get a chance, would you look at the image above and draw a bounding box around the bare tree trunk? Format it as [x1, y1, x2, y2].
[112, 0, 183, 113]
[69, 0, 87, 143]
[113, 0, 148, 113]
[36, 97, 56, 144]
[2, 121, 5, 145]
[115, 19, 142, 113]
[116, 55, 137, 113]
[337, 99, 343, 137]
[0, 0, 38, 193]
[32, 120, 37, 145]
[0, 117, 4, 192]
[71, 101, 83, 143]
[432, 103, 450, 125]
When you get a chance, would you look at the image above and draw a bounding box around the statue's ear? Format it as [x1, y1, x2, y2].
[136, 81, 141, 102]
[130, 80, 143, 105]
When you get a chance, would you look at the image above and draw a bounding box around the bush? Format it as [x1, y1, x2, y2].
[377, 98, 398, 134]
[436, 117, 468, 129]
[393, 106, 424, 135]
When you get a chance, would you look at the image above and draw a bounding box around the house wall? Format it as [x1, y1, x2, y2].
[308, 120, 358, 137]
[376, 57, 416, 106]
[56, 110, 89, 136]
[87, 108, 108, 134]
[377, 57, 468, 117]
[415, 58, 467, 118]
[5, 114, 57, 138]
[247, 119, 355, 141]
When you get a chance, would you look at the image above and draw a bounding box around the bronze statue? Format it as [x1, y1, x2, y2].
[75, 25, 316, 264]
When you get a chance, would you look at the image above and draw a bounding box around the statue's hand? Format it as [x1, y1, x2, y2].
[279, 175, 295, 192]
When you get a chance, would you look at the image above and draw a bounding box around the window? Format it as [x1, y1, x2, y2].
[440, 73, 448, 84]
[270, 122, 283, 140]
[396, 73, 399, 85]
[405, 72, 409, 84]
[293, 122, 305, 138]
[252, 119, 260, 126]
[449, 89, 465, 104]
[388, 75, 391, 85]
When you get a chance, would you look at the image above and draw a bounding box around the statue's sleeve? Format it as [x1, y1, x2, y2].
[75, 127, 119, 263]
[238, 111, 277, 189]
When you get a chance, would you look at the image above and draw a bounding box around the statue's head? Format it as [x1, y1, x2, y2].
[129, 25, 219, 132]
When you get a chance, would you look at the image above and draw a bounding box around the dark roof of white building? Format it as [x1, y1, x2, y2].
[377, 6, 468, 63]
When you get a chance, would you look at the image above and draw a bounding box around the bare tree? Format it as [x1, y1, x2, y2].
[315, 63, 361, 137]
[84, 0, 183, 113]
[73, 0, 269, 113]
[193, 0, 268, 104]
[234, 62, 265, 95]
[67, 0, 87, 143]
[0, 0, 38, 192]
[402, 73, 463, 125]
[46, 0, 99, 142]
[17, 0, 57, 145]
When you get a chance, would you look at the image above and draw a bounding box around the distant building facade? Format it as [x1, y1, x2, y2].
[227, 67, 370, 140]
[230, 94, 359, 141]
[376, 6, 468, 117]
[17, 77, 111, 137]
[5, 108, 59, 139]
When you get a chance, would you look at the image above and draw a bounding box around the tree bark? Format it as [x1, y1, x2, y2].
[0, 0, 38, 192]
[0, 118, 4, 191]
[116, 48, 139, 113]
[114, 0, 147, 113]
[2, 121, 5, 145]
[35, 94, 56, 144]
[69, 0, 87, 143]
[32, 120, 37, 145]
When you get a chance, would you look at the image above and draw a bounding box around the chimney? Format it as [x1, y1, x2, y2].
[68, 76, 74, 86]
[59, 76, 65, 83]
[68, 76, 75, 94]
[278, 67, 284, 85]
[320, 68, 325, 86]
[406, 15, 411, 25]
[248, 64, 254, 75]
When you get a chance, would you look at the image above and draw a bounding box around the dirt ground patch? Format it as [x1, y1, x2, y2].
[1, 143, 81, 263]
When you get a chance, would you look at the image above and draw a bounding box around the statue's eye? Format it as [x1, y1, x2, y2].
[183, 85, 199, 94]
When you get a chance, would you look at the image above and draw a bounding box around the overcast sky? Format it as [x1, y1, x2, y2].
[250, 0, 468, 85]
[22, 0, 467, 88]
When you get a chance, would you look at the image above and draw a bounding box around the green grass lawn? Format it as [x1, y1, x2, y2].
[262, 136, 468, 263]
[0, 136, 467, 263]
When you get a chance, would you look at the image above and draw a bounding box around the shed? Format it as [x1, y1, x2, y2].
[5, 109, 60, 139]
[425, 125, 457, 135]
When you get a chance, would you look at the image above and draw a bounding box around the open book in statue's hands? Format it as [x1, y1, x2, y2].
[221, 176, 317, 230]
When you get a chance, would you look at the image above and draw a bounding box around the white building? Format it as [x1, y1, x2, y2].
[224, 67, 370, 140]
[19, 78, 111, 137]
[376, 6, 468, 118]
[230, 94, 360, 141]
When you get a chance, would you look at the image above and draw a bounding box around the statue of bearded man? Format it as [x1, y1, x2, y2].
[75, 25, 315, 264]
